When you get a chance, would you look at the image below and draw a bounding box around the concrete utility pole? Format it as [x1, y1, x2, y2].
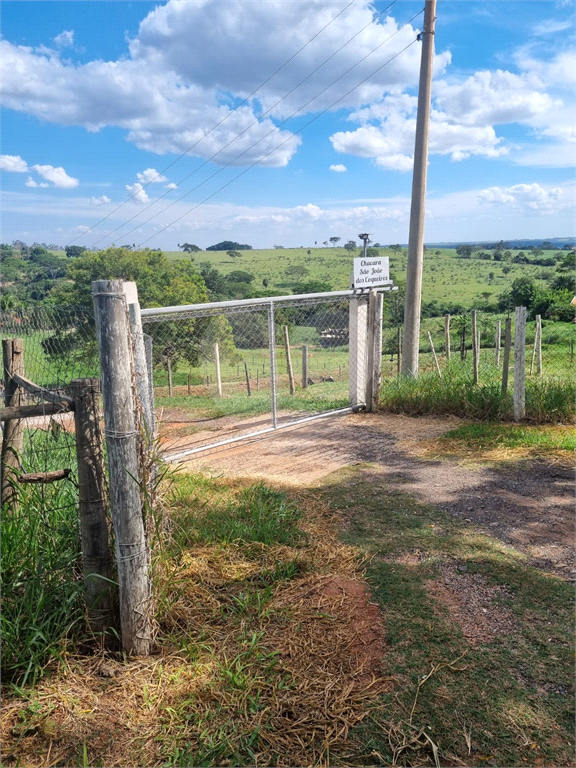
[401, 0, 437, 378]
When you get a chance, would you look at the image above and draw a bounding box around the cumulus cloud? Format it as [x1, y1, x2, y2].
[53, 30, 74, 48]
[0, 1, 447, 167]
[25, 177, 49, 188]
[136, 168, 168, 184]
[329, 55, 575, 169]
[165, 182, 178, 190]
[329, 164, 347, 172]
[90, 195, 111, 205]
[0, 154, 29, 172]
[31, 164, 79, 188]
[477, 183, 564, 211]
[126, 183, 150, 203]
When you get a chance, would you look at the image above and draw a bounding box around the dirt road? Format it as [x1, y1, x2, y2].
[160, 411, 575, 580]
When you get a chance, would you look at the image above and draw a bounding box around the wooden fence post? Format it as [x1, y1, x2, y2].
[460, 323, 466, 360]
[530, 314, 542, 376]
[444, 314, 451, 360]
[244, 362, 251, 396]
[495, 319, 502, 367]
[1, 339, 24, 510]
[302, 345, 308, 389]
[283, 326, 295, 396]
[501, 317, 512, 394]
[143, 334, 155, 436]
[167, 358, 173, 397]
[514, 306, 527, 422]
[92, 279, 152, 656]
[471, 311, 479, 384]
[427, 331, 442, 378]
[214, 343, 223, 397]
[72, 378, 115, 634]
[366, 289, 383, 412]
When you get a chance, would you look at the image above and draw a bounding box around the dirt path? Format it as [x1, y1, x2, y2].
[161, 411, 575, 580]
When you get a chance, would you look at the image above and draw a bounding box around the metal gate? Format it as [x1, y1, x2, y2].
[140, 288, 392, 461]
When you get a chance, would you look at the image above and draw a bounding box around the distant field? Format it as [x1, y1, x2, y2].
[164, 247, 562, 307]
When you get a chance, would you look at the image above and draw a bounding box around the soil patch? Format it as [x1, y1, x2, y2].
[425, 565, 516, 646]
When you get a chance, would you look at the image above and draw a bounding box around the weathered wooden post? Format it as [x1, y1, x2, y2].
[72, 378, 115, 633]
[514, 306, 527, 422]
[501, 317, 512, 394]
[283, 326, 295, 396]
[92, 280, 152, 656]
[366, 289, 383, 412]
[427, 331, 442, 378]
[143, 334, 155, 436]
[214, 343, 223, 397]
[302, 345, 309, 389]
[124, 283, 154, 438]
[244, 362, 251, 396]
[530, 314, 542, 376]
[471, 310, 479, 384]
[495, 319, 502, 367]
[1, 339, 24, 510]
[444, 314, 451, 360]
[460, 323, 466, 360]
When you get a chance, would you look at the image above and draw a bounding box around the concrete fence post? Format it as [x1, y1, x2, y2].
[349, 296, 368, 407]
[514, 306, 527, 421]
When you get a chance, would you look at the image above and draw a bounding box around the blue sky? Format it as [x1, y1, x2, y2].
[1, 0, 574, 250]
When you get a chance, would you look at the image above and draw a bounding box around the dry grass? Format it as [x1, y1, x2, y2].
[1, 489, 390, 768]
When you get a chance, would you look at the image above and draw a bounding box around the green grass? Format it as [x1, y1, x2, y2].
[1, 431, 85, 688]
[318, 469, 575, 767]
[167, 478, 304, 548]
[378, 357, 575, 422]
[442, 422, 576, 452]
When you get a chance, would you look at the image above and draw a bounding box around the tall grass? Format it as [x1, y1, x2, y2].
[378, 359, 575, 422]
[1, 431, 85, 688]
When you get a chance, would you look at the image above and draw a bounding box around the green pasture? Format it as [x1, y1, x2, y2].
[164, 247, 564, 306]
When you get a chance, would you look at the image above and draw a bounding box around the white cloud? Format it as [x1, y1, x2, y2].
[53, 30, 74, 48]
[90, 195, 111, 206]
[165, 182, 178, 190]
[126, 183, 150, 203]
[477, 183, 564, 212]
[0, 154, 29, 172]
[329, 164, 347, 172]
[0, 1, 449, 167]
[31, 164, 79, 188]
[25, 177, 49, 188]
[136, 168, 168, 184]
[532, 19, 573, 36]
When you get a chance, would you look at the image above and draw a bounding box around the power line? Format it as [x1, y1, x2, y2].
[137, 35, 421, 248]
[94, 8, 422, 249]
[68, 0, 360, 245]
[88, 0, 399, 249]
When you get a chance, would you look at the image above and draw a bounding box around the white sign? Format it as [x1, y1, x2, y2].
[353, 256, 390, 288]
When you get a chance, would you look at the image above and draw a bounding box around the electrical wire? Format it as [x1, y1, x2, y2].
[137, 33, 420, 248]
[88, 0, 399, 248]
[93, 7, 422, 249]
[67, 0, 361, 245]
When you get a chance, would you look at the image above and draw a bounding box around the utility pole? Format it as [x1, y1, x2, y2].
[401, 0, 437, 378]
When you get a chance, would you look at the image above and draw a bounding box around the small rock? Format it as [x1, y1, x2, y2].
[457, 564, 468, 573]
[98, 663, 118, 678]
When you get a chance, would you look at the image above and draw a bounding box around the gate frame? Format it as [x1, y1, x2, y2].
[139, 286, 396, 462]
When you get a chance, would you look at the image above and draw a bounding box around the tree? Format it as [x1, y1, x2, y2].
[285, 265, 310, 284]
[227, 250, 243, 259]
[329, 237, 341, 247]
[65, 245, 87, 258]
[206, 241, 252, 251]
[178, 243, 201, 252]
[344, 240, 357, 253]
[296, 280, 333, 294]
[366, 248, 380, 258]
[227, 270, 254, 284]
[456, 245, 474, 258]
[389, 244, 402, 254]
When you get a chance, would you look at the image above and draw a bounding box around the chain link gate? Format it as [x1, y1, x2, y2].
[140, 288, 393, 461]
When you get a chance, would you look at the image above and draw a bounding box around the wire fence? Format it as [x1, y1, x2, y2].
[141, 293, 367, 456]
